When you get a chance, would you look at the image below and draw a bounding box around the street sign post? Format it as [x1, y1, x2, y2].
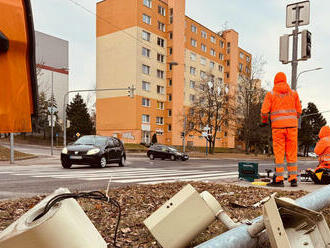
[286, 1, 310, 28]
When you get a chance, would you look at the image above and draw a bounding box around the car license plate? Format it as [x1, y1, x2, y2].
[70, 155, 82, 159]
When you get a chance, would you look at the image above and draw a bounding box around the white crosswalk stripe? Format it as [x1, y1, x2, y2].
[0, 166, 238, 184]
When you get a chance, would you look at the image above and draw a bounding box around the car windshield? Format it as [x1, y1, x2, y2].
[168, 147, 177, 152]
[74, 136, 107, 146]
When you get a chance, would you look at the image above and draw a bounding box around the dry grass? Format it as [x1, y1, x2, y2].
[0, 145, 36, 161]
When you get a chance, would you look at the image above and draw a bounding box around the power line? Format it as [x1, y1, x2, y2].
[66, 0, 169, 58]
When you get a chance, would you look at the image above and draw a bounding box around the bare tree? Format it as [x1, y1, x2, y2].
[236, 56, 270, 153]
[186, 73, 237, 154]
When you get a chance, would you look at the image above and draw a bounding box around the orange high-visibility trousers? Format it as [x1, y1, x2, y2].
[272, 128, 298, 182]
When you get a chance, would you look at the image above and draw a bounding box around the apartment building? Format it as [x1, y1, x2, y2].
[96, 0, 251, 148]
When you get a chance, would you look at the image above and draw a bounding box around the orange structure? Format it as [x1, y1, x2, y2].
[96, 0, 251, 148]
[261, 72, 302, 186]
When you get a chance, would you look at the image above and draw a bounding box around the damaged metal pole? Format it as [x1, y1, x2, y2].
[196, 185, 330, 248]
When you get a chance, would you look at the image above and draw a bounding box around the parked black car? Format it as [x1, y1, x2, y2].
[147, 144, 189, 161]
[61, 135, 126, 169]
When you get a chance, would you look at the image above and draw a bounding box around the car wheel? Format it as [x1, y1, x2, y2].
[62, 161, 72, 169]
[99, 156, 107, 168]
[149, 153, 155, 160]
[119, 155, 126, 167]
[170, 155, 176, 161]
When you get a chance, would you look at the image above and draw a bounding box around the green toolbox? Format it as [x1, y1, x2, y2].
[238, 162, 259, 182]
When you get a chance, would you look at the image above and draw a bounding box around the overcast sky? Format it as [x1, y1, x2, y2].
[30, 0, 329, 122]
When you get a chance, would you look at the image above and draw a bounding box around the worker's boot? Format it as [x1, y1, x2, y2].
[267, 180, 284, 187]
[290, 179, 298, 187]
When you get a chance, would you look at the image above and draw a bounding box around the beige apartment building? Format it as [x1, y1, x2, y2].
[96, 0, 252, 148]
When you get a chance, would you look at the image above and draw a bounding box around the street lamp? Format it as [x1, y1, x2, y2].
[296, 67, 323, 86]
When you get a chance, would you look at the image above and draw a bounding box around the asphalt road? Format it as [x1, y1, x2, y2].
[0, 151, 317, 200]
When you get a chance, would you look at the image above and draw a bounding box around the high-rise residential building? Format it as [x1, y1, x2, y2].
[36, 31, 69, 123]
[96, 0, 251, 148]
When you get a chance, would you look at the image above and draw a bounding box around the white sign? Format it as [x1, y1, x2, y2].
[141, 124, 150, 131]
[122, 132, 135, 140]
[202, 132, 208, 137]
[286, 1, 310, 28]
[203, 125, 210, 131]
[48, 116, 56, 126]
[48, 107, 57, 114]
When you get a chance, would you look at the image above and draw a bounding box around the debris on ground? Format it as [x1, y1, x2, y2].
[0, 182, 329, 247]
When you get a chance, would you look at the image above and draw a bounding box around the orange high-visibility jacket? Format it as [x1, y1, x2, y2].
[261, 72, 302, 128]
[315, 126, 330, 165]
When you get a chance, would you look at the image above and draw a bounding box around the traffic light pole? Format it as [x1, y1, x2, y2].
[291, 4, 301, 91]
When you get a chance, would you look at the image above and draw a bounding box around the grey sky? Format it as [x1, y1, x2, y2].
[31, 0, 329, 122]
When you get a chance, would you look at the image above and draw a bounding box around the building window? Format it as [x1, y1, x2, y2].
[158, 21, 166, 32]
[200, 57, 206, 65]
[220, 40, 224, 48]
[226, 72, 230, 78]
[169, 32, 173, 39]
[158, 5, 166, 16]
[157, 37, 165, 47]
[169, 79, 172, 86]
[190, 80, 195, 89]
[226, 60, 230, 66]
[219, 53, 224, 60]
[142, 47, 150, 57]
[142, 81, 150, 91]
[190, 66, 196, 75]
[142, 14, 151, 25]
[157, 69, 164, 79]
[218, 77, 223, 84]
[190, 52, 196, 61]
[246, 56, 250, 62]
[157, 53, 164, 63]
[157, 101, 164, 110]
[201, 44, 207, 52]
[210, 49, 216, 56]
[200, 71, 207, 79]
[227, 48, 230, 54]
[210, 36, 216, 43]
[224, 131, 228, 137]
[168, 94, 172, 101]
[239, 63, 243, 72]
[168, 109, 172, 116]
[142, 30, 150, 41]
[191, 24, 197, 33]
[191, 39, 197, 47]
[142, 114, 150, 123]
[218, 65, 223, 72]
[143, 0, 152, 8]
[157, 85, 165, 94]
[169, 47, 173, 55]
[156, 117, 164, 125]
[189, 94, 195, 102]
[210, 61, 215, 69]
[142, 98, 150, 107]
[201, 30, 207, 39]
[142, 64, 150, 75]
[168, 124, 172, 131]
[240, 52, 244, 59]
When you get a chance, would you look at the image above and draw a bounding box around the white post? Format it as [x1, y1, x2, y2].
[10, 133, 14, 164]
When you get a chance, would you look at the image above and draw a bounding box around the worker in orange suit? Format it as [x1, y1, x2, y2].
[261, 72, 302, 187]
[314, 126, 330, 170]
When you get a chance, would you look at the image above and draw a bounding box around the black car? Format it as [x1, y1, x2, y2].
[61, 135, 126, 169]
[147, 145, 189, 161]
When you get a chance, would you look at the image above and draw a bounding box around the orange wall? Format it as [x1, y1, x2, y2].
[97, 0, 138, 37]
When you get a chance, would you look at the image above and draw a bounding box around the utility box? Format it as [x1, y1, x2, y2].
[263, 194, 330, 248]
[238, 162, 259, 182]
[143, 184, 222, 248]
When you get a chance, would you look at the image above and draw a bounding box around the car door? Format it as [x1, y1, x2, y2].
[112, 138, 122, 160]
[107, 138, 117, 161]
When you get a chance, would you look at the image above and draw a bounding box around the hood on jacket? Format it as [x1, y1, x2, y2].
[319, 126, 330, 139]
[273, 72, 291, 94]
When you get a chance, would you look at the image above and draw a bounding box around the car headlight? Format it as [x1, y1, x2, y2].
[62, 148, 68, 154]
[87, 148, 100, 155]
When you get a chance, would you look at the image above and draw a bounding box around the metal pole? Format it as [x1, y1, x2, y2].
[196, 185, 330, 248]
[182, 116, 186, 153]
[51, 71, 54, 156]
[63, 92, 68, 147]
[205, 137, 208, 156]
[10, 133, 14, 164]
[291, 4, 300, 90]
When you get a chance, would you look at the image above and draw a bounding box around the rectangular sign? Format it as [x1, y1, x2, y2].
[286, 1, 310, 28]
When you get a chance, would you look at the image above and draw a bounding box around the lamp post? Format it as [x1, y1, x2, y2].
[296, 67, 322, 85]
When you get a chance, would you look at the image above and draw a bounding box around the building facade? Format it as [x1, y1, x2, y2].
[35, 31, 69, 123]
[96, 0, 251, 148]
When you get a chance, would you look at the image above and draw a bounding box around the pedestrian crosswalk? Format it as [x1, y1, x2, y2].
[0, 166, 238, 185]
